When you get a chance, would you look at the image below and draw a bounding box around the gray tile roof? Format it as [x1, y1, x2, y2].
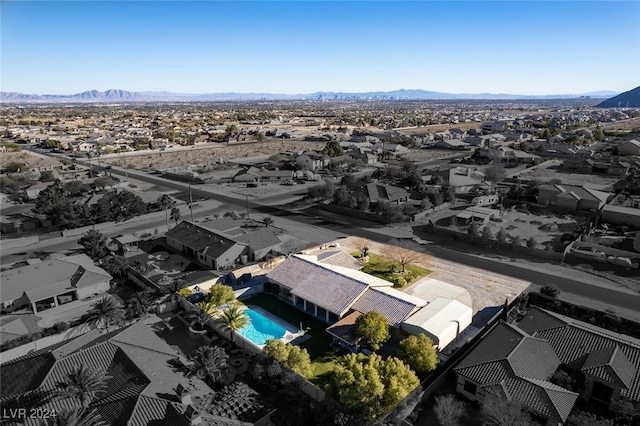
[166, 221, 244, 260]
[316, 251, 363, 270]
[582, 346, 635, 389]
[352, 288, 419, 327]
[234, 228, 281, 251]
[267, 255, 370, 316]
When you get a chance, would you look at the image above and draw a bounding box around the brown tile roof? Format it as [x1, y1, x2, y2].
[455, 322, 577, 422]
[326, 311, 362, 344]
[352, 288, 420, 327]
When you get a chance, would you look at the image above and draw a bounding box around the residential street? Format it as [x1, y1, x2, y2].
[4, 162, 640, 321]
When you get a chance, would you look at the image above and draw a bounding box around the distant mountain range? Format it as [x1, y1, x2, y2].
[0, 88, 622, 103]
[596, 86, 640, 108]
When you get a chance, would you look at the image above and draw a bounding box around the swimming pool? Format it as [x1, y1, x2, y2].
[238, 307, 288, 346]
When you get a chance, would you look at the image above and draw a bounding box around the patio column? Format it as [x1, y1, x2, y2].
[53, 297, 59, 307]
[326, 311, 330, 322]
[31, 301, 38, 314]
[303, 300, 307, 311]
[314, 305, 317, 317]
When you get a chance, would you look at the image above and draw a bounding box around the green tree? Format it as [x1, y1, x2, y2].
[92, 190, 146, 222]
[185, 345, 229, 385]
[526, 236, 538, 249]
[84, 296, 126, 331]
[592, 127, 605, 141]
[355, 311, 390, 351]
[4, 162, 25, 173]
[55, 364, 111, 408]
[264, 339, 314, 378]
[219, 304, 249, 344]
[77, 230, 108, 261]
[329, 353, 418, 422]
[468, 221, 480, 238]
[434, 394, 466, 426]
[323, 140, 344, 157]
[264, 339, 291, 362]
[496, 228, 508, 246]
[206, 284, 236, 307]
[39, 407, 106, 426]
[170, 206, 181, 227]
[484, 165, 506, 186]
[395, 334, 438, 374]
[157, 194, 175, 230]
[126, 291, 155, 319]
[481, 226, 493, 240]
[101, 255, 128, 278]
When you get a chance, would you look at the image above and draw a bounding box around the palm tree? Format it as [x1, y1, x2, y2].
[188, 299, 219, 331]
[86, 152, 93, 178]
[55, 364, 111, 408]
[157, 194, 175, 230]
[185, 345, 229, 385]
[219, 304, 249, 344]
[126, 291, 154, 319]
[84, 296, 125, 331]
[40, 406, 106, 426]
[101, 255, 127, 278]
[170, 206, 181, 227]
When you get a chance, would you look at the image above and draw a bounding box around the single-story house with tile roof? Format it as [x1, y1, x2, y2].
[166, 221, 251, 270]
[454, 321, 579, 425]
[234, 228, 282, 260]
[0, 254, 112, 314]
[518, 306, 640, 410]
[166, 221, 282, 269]
[362, 182, 410, 204]
[268, 252, 476, 353]
[0, 319, 275, 426]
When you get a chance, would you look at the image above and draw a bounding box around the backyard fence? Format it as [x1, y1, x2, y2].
[0, 323, 93, 364]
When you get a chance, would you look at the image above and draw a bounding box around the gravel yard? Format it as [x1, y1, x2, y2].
[323, 236, 530, 314]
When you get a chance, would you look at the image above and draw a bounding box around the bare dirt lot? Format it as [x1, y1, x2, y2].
[518, 164, 622, 187]
[105, 140, 327, 171]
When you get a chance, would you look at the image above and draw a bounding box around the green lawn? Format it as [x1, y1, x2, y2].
[240, 293, 340, 385]
[356, 253, 432, 287]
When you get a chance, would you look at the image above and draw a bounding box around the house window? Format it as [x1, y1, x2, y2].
[463, 380, 477, 395]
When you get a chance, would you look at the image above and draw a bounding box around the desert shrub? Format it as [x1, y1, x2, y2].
[540, 284, 560, 297]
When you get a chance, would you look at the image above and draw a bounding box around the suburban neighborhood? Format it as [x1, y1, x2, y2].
[1, 92, 640, 426]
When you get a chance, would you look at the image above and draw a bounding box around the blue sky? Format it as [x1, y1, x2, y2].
[2, 1, 639, 95]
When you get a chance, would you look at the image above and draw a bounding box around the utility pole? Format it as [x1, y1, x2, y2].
[245, 194, 250, 220]
[189, 182, 194, 221]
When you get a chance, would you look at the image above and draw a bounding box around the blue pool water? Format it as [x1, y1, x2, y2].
[238, 308, 287, 346]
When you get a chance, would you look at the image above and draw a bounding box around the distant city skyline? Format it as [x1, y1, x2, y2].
[2, 1, 638, 96]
